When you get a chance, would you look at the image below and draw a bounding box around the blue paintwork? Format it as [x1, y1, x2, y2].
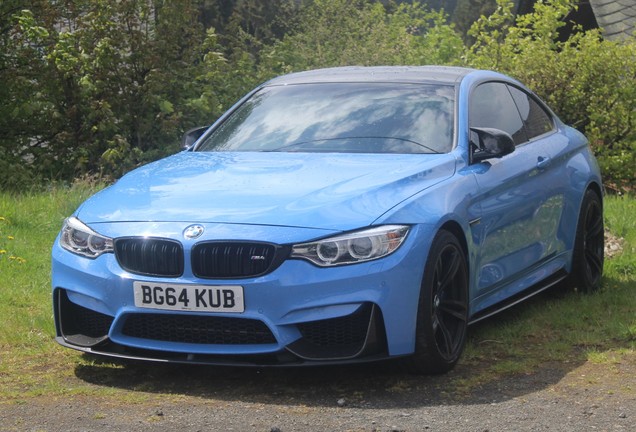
[51, 66, 602, 365]
[77, 152, 455, 231]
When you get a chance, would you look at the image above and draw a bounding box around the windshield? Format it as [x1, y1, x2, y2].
[197, 82, 455, 154]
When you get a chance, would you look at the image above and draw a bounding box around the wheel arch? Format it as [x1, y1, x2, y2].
[569, 180, 604, 248]
[586, 181, 604, 208]
[439, 220, 469, 269]
[565, 181, 605, 292]
[402, 221, 471, 374]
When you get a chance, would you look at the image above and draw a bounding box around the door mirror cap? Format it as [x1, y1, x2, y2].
[470, 127, 515, 163]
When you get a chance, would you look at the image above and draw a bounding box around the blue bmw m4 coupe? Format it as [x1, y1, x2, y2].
[52, 66, 604, 373]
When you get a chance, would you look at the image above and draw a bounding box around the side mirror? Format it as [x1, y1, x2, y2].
[470, 127, 515, 163]
[181, 126, 209, 150]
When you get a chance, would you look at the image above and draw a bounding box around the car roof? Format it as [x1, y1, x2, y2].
[264, 66, 474, 86]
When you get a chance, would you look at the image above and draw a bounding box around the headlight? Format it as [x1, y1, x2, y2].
[290, 225, 409, 267]
[59, 216, 114, 259]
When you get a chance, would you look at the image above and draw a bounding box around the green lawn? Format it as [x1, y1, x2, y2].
[0, 184, 634, 401]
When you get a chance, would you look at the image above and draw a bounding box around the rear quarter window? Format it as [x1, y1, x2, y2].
[507, 86, 555, 140]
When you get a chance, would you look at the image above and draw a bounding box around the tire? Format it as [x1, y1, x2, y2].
[404, 230, 469, 374]
[566, 189, 604, 293]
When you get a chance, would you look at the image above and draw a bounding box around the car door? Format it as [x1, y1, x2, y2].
[468, 81, 566, 303]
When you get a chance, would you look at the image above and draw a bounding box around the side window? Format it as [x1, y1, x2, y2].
[469, 82, 528, 145]
[507, 86, 554, 140]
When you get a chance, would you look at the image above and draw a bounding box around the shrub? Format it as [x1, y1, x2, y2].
[465, 0, 636, 193]
[260, 0, 464, 76]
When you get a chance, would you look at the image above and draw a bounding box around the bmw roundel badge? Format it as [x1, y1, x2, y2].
[183, 224, 205, 240]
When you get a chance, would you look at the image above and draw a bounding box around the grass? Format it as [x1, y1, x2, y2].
[0, 181, 111, 400]
[458, 194, 636, 388]
[0, 185, 634, 402]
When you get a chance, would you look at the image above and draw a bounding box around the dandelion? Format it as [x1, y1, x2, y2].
[9, 256, 26, 264]
[0, 216, 24, 263]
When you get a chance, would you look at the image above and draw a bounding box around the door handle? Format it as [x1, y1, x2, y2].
[537, 156, 551, 170]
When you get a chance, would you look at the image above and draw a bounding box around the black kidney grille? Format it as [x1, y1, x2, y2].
[192, 242, 281, 278]
[114, 238, 184, 277]
[121, 313, 276, 345]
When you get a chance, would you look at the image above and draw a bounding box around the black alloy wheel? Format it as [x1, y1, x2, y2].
[567, 189, 604, 293]
[405, 229, 469, 374]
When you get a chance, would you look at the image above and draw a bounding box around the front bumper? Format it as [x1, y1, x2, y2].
[54, 288, 390, 366]
[52, 222, 431, 366]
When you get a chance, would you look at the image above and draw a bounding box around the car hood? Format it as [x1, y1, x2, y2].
[77, 152, 455, 231]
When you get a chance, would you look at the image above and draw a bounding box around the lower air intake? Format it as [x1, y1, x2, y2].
[121, 313, 277, 345]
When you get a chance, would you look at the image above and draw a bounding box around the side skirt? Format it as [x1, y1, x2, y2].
[468, 269, 568, 325]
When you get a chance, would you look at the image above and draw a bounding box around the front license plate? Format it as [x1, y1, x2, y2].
[133, 282, 244, 313]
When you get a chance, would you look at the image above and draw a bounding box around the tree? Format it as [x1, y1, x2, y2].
[0, 0, 261, 185]
[3, 0, 633, 193]
[466, 0, 636, 193]
[260, 0, 464, 76]
[0, 2, 60, 188]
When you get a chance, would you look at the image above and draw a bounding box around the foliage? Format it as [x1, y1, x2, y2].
[0, 0, 263, 187]
[0, 1, 59, 189]
[1, 0, 635, 193]
[452, 0, 497, 40]
[261, 0, 464, 75]
[465, 0, 636, 193]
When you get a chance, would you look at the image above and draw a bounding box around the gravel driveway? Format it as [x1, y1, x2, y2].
[1, 351, 634, 432]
